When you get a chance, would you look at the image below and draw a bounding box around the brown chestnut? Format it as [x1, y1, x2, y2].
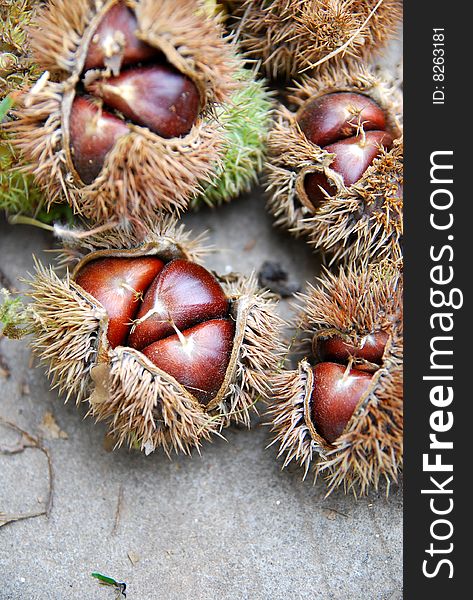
[297, 92, 387, 147]
[87, 64, 200, 138]
[314, 331, 389, 365]
[310, 362, 373, 443]
[128, 259, 229, 350]
[304, 130, 393, 208]
[84, 0, 157, 72]
[142, 319, 235, 405]
[75, 256, 164, 348]
[69, 96, 130, 184]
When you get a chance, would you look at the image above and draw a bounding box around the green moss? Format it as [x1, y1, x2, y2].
[193, 68, 273, 208]
[1, 2, 47, 218]
[1, 0, 40, 99]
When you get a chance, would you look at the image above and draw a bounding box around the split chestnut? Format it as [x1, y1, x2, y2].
[70, 0, 201, 183]
[75, 257, 234, 404]
[297, 92, 394, 209]
[309, 330, 388, 443]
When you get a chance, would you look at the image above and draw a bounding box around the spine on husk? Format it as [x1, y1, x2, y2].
[25, 219, 286, 455]
[267, 262, 403, 495]
[266, 65, 403, 265]
[8, 0, 243, 223]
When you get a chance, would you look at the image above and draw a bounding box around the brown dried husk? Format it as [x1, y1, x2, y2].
[268, 263, 403, 495]
[9, 0, 239, 223]
[26, 219, 285, 455]
[266, 66, 403, 265]
[230, 0, 403, 79]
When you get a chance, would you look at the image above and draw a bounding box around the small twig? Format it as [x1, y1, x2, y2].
[324, 507, 349, 519]
[8, 214, 55, 232]
[111, 483, 124, 536]
[7, 215, 120, 240]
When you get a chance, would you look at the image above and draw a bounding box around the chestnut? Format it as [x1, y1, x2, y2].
[69, 96, 130, 184]
[128, 260, 229, 351]
[13, 0, 266, 223]
[310, 362, 373, 443]
[87, 64, 200, 138]
[297, 92, 393, 209]
[83, 0, 157, 72]
[74, 254, 233, 406]
[314, 331, 389, 366]
[75, 256, 164, 348]
[143, 319, 235, 405]
[304, 130, 393, 208]
[297, 92, 387, 147]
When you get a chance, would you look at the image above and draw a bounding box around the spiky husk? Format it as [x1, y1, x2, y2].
[229, 0, 402, 79]
[193, 67, 273, 208]
[268, 263, 403, 495]
[9, 0, 240, 223]
[26, 219, 286, 455]
[266, 66, 403, 265]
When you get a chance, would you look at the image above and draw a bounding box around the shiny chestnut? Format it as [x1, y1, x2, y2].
[310, 363, 373, 443]
[83, 0, 157, 72]
[87, 65, 200, 138]
[69, 97, 130, 184]
[143, 319, 235, 405]
[314, 331, 389, 366]
[297, 92, 387, 147]
[75, 256, 164, 348]
[128, 260, 229, 350]
[308, 328, 389, 443]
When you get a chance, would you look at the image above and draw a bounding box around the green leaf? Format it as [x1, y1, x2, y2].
[0, 95, 14, 121]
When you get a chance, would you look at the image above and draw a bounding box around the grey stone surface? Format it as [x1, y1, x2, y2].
[0, 188, 402, 600]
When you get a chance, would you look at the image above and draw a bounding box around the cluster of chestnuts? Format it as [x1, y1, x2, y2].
[1, 0, 403, 495]
[269, 264, 403, 494]
[27, 220, 284, 454]
[9, 0, 270, 221]
[266, 66, 403, 265]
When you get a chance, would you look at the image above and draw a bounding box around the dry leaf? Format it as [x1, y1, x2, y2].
[39, 412, 68, 440]
[127, 550, 140, 566]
